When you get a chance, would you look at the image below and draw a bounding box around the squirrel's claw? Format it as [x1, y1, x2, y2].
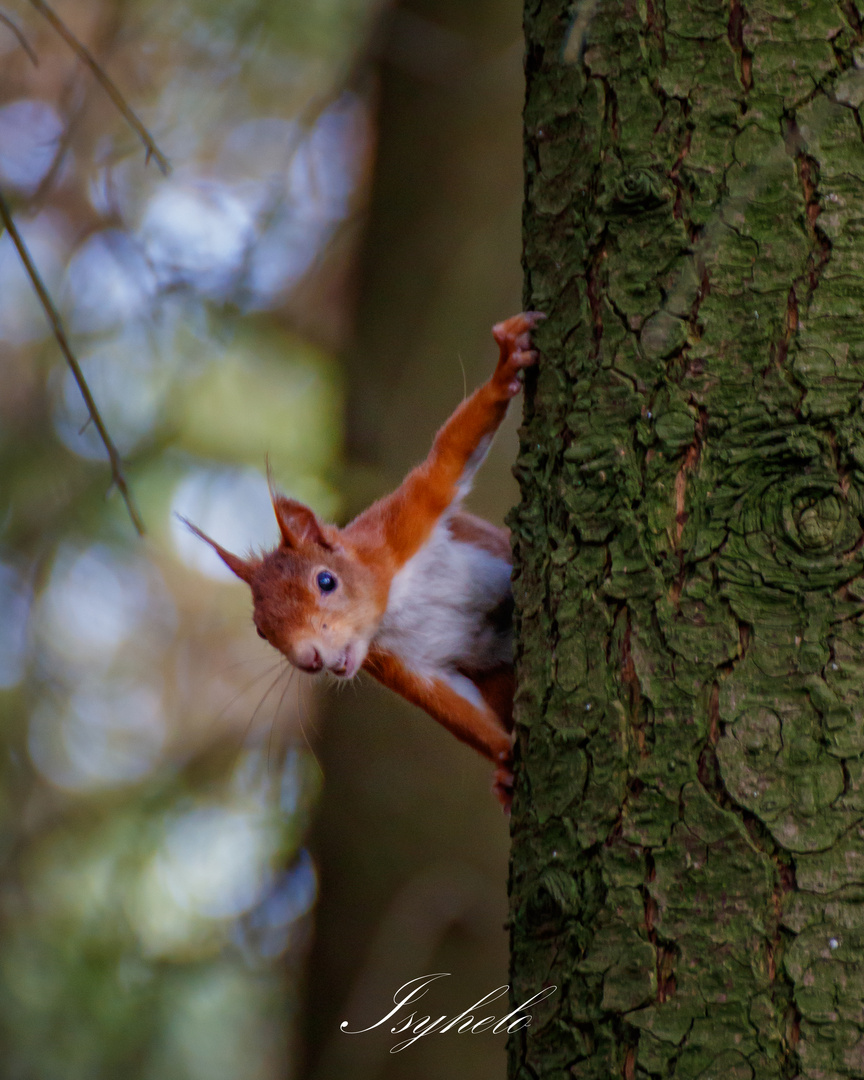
[493, 764, 514, 816]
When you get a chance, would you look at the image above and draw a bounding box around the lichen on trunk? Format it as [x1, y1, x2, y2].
[509, 1, 864, 1077]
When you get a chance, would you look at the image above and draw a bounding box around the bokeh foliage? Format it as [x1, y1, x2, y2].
[0, 0, 372, 1073]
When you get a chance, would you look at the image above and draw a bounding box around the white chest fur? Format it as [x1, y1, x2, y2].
[373, 521, 513, 677]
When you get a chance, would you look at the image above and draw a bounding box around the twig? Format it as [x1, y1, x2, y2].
[0, 11, 38, 64]
[27, 0, 170, 175]
[0, 189, 145, 535]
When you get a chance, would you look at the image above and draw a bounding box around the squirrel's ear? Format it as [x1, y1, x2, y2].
[179, 518, 257, 584]
[273, 496, 331, 550]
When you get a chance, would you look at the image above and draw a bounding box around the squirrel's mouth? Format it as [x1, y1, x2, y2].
[330, 643, 361, 679]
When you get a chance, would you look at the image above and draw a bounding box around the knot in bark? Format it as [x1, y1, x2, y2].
[781, 482, 850, 557]
[790, 491, 841, 551]
[608, 168, 667, 214]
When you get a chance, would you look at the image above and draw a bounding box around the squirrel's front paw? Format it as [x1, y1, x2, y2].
[492, 311, 545, 397]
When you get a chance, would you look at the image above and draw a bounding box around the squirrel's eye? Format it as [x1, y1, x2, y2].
[317, 570, 337, 593]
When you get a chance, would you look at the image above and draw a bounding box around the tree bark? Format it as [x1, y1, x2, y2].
[509, 2, 864, 1078]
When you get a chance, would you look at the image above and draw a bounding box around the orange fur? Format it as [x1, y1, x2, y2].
[187, 312, 544, 809]
[447, 511, 512, 561]
[363, 648, 512, 762]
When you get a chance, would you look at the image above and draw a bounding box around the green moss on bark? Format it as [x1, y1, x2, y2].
[509, 1, 864, 1077]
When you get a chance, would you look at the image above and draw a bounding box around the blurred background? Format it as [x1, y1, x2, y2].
[0, 0, 522, 1076]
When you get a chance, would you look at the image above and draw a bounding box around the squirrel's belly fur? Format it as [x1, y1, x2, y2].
[373, 513, 513, 678]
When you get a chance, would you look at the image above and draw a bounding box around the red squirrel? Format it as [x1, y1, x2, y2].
[185, 312, 544, 808]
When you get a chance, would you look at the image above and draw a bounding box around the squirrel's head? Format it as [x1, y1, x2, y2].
[184, 495, 383, 678]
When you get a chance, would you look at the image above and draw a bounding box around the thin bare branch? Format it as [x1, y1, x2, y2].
[27, 0, 170, 175]
[0, 189, 145, 535]
[0, 11, 38, 64]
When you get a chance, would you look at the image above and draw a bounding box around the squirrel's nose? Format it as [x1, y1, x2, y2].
[295, 646, 323, 673]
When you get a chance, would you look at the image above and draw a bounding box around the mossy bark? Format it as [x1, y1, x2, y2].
[508, 1, 864, 1078]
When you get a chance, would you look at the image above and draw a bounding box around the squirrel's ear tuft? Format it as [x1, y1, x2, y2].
[179, 517, 257, 583]
[273, 496, 331, 550]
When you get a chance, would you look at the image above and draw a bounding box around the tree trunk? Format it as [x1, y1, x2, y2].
[509, 2, 864, 1078]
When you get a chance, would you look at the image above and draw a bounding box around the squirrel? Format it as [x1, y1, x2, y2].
[184, 311, 544, 809]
